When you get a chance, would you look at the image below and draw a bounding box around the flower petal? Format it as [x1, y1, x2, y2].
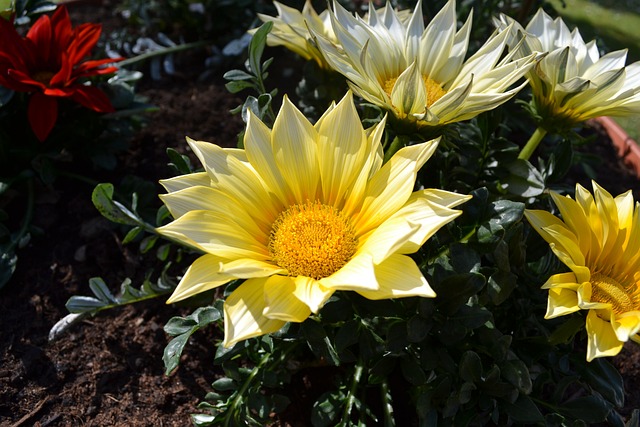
[223, 278, 286, 347]
[166, 254, 231, 303]
[271, 95, 320, 203]
[357, 254, 435, 299]
[28, 92, 58, 141]
[585, 310, 623, 362]
[263, 275, 312, 322]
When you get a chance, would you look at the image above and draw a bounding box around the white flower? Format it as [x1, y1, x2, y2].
[495, 8, 640, 129]
[311, 0, 538, 130]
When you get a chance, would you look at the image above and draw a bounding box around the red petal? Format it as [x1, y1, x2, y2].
[50, 6, 73, 50]
[70, 85, 114, 113]
[6, 69, 46, 90]
[26, 14, 52, 65]
[28, 92, 58, 142]
[69, 23, 101, 63]
[50, 51, 72, 87]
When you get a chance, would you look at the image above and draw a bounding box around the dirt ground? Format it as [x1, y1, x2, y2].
[1, 2, 640, 426]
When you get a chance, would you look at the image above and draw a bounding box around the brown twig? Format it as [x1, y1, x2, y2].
[10, 396, 49, 427]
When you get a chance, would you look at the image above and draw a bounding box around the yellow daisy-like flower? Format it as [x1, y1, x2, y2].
[311, 0, 539, 130]
[157, 92, 471, 348]
[495, 9, 640, 130]
[525, 182, 640, 361]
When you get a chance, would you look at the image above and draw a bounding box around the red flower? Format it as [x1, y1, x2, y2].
[0, 7, 121, 141]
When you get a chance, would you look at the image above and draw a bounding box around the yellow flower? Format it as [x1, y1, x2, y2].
[525, 182, 640, 361]
[311, 0, 538, 130]
[158, 92, 471, 347]
[496, 9, 640, 130]
[252, 0, 333, 69]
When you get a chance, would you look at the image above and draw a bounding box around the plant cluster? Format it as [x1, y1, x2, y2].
[22, 0, 640, 425]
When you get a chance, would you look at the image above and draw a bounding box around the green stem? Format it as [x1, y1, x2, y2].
[517, 126, 548, 161]
[338, 361, 364, 427]
[381, 379, 395, 427]
[117, 39, 213, 68]
[384, 135, 409, 164]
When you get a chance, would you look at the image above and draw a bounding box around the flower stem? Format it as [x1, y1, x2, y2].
[381, 379, 395, 427]
[517, 126, 548, 161]
[338, 361, 364, 426]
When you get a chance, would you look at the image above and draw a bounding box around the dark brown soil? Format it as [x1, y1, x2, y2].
[1, 2, 640, 426]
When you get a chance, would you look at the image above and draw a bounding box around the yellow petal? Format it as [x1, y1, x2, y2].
[316, 92, 369, 206]
[550, 191, 593, 260]
[223, 278, 286, 348]
[262, 275, 312, 322]
[186, 137, 280, 226]
[220, 258, 285, 278]
[357, 254, 436, 299]
[157, 210, 270, 260]
[166, 254, 231, 303]
[585, 310, 623, 361]
[244, 110, 292, 206]
[160, 171, 211, 193]
[541, 272, 581, 289]
[545, 287, 581, 319]
[271, 95, 320, 203]
[611, 311, 640, 342]
[292, 276, 334, 313]
[319, 253, 379, 292]
[353, 139, 439, 235]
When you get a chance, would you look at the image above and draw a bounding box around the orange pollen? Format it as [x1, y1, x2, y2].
[590, 272, 639, 314]
[268, 201, 358, 280]
[383, 74, 447, 107]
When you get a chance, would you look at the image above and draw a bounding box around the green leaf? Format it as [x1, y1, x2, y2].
[225, 80, 255, 94]
[88, 277, 116, 303]
[502, 360, 532, 394]
[91, 183, 141, 226]
[502, 159, 545, 197]
[301, 319, 340, 366]
[581, 358, 624, 407]
[66, 296, 106, 313]
[501, 395, 544, 424]
[212, 377, 237, 391]
[122, 226, 143, 244]
[248, 21, 273, 76]
[164, 317, 198, 336]
[459, 351, 483, 383]
[311, 390, 344, 427]
[166, 148, 192, 174]
[559, 395, 611, 423]
[140, 234, 159, 253]
[223, 69, 254, 81]
[163, 332, 191, 375]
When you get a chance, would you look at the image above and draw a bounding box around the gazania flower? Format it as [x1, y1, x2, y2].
[310, 0, 538, 131]
[525, 182, 640, 361]
[158, 92, 471, 347]
[495, 9, 640, 131]
[253, 1, 411, 70]
[0, 6, 120, 141]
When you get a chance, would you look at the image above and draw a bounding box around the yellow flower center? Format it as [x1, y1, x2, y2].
[383, 74, 447, 107]
[32, 70, 55, 86]
[268, 201, 358, 280]
[590, 273, 639, 314]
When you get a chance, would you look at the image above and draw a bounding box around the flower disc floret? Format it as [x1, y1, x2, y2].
[269, 201, 357, 279]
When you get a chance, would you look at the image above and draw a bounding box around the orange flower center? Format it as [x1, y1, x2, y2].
[268, 201, 357, 280]
[383, 74, 447, 107]
[590, 273, 639, 314]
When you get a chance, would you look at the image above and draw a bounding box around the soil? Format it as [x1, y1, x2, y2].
[2, 2, 640, 427]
